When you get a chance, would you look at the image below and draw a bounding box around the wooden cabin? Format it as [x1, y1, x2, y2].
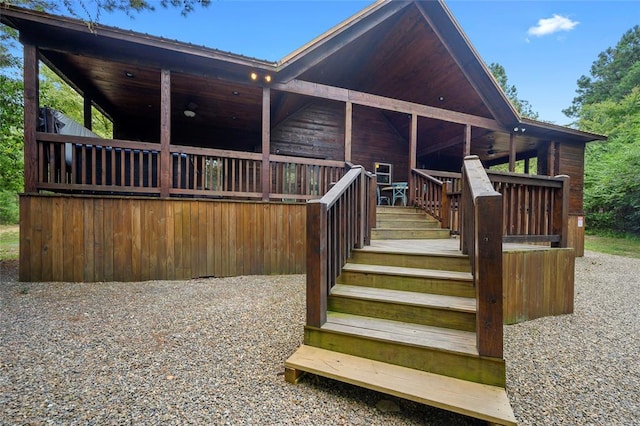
[2, 1, 605, 424]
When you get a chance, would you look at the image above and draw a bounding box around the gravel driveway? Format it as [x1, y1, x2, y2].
[1, 251, 638, 425]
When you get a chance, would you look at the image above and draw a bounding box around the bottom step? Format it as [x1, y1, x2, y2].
[285, 345, 516, 426]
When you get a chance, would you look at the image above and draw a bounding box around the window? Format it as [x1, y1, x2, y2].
[375, 162, 392, 185]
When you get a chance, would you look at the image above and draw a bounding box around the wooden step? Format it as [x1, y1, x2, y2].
[372, 228, 451, 239]
[350, 248, 470, 272]
[284, 345, 516, 426]
[376, 218, 440, 229]
[329, 284, 476, 331]
[304, 312, 506, 387]
[338, 263, 475, 297]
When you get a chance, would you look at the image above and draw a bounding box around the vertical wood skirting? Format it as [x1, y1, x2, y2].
[567, 214, 585, 257]
[19, 195, 307, 282]
[23, 44, 39, 193]
[344, 101, 352, 163]
[262, 87, 271, 201]
[160, 69, 171, 198]
[503, 248, 575, 324]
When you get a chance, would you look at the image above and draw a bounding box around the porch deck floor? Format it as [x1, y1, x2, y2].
[367, 237, 558, 255]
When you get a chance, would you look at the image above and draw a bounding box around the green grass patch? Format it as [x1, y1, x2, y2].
[584, 232, 640, 259]
[0, 225, 19, 261]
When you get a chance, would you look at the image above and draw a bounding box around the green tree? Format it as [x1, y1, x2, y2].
[564, 25, 640, 118]
[578, 88, 640, 235]
[489, 62, 539, 120]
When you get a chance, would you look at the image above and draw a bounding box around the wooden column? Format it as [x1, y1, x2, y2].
[344, 101, 352, 163]
[547, 141, 557, 176]
[408, 113, 418, 206]
[83, 95, 92, 131]
[508, 133, 516, 172]
[23, 44, 39, 193]
[463, 124, 471, 157]
[160, 69, 171, 198]
[261, 87, 271, 201]
[524, 157, 530, 174]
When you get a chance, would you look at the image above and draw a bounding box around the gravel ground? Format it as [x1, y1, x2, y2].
[0, 251, 638, 425]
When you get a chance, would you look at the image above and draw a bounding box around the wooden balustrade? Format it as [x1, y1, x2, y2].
[460, 156, 503, 358]
[36, 132, 161, 194]
[411, 169, 460, 232]
[306, 166, 374, 327]
[169, 145, 263, 198]
[413, 168, 569, 245]
[270, 155, 346, 201]
[487, 170, 569, 247]
[33, 132, 348, 201]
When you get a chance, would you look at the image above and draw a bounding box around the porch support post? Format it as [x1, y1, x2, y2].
[160, 69, 171, 198]
[463, 124, 471, 157]
[547, 141, 557, 176]
[83, 95, 92, 131]
[408, 113, 418, 205]
[344, 101, 352, 163]
[23, 44, 39, 193]
[261, 87, 271, 201]
[524, 157, 530, 174]
[509, 133, 516, 172]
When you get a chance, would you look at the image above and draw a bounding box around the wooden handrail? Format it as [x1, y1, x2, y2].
[460, 156, 503, 358]
[306, 166, 374, 327]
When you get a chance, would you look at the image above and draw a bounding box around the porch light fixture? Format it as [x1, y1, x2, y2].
[232, 91, 240, 96]
[250, 72, 258, 81]
[124, 71, 135, 78]
[264, 75, 272, 83]
[184, 101, 198, 118]
[438, 96, 445, 101]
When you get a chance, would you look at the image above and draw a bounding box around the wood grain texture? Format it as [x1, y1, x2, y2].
[502, 248, 575, 324]
[19, 194, 307, 282]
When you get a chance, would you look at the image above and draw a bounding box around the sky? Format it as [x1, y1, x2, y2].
[61, 1, 640, 125]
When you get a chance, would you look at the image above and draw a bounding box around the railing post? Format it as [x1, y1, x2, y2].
[367, 174, 376, 244]
[160, 69, 171, 197]
[553, 175, 570, 248]
[441, 181, 451, 230]
[475, 195, 503, 358]
[23, 43, 39, 193]
[306, 200, 327, 327]
[261, 87, 271, 201]
[357, 168, 366, 249]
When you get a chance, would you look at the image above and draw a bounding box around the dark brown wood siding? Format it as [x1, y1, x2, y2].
[270, 101, 345, 161]
[351, 105, 409, 181]
[538, 140, 585, 215]
[19, 194, 306, 282]
[557, 142, 585, 214]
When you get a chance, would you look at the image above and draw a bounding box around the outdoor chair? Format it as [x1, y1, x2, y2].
[392, 182, 408, 206]
[376, 185, 390, 205]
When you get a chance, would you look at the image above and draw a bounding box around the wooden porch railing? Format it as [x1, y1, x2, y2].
[410, 169, 460, 232]
[412, 167, 569, 247]
[306, 165, 375, 327]
[460, 155, 503, 358]
[34, 132, 346, 201]
[36, 132, 161, 194]
[487, 170, 569, 247]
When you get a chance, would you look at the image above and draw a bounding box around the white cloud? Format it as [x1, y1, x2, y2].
[528, 14, 579, 37]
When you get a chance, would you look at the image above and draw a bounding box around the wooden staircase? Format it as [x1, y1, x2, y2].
[286, 206, 517, 425]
